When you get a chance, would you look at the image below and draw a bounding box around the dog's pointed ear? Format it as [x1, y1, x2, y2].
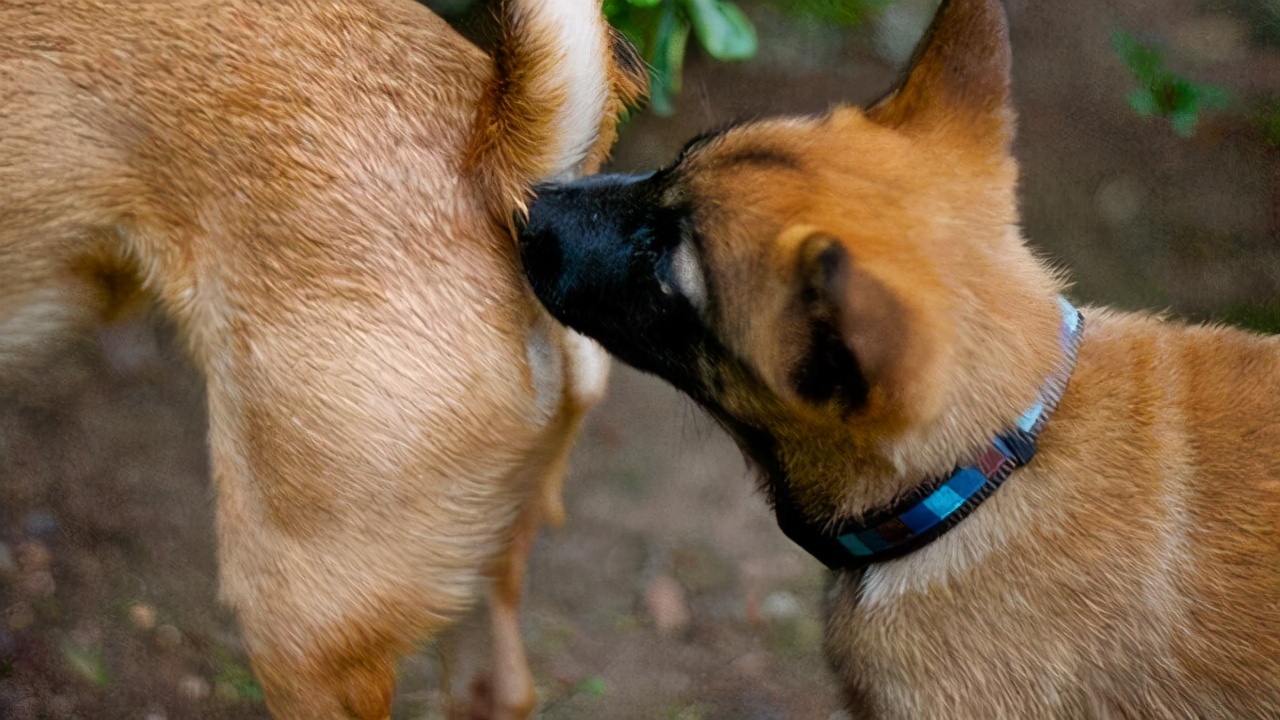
[793, 233, 950, 425]
[865, 0, 1013, 148]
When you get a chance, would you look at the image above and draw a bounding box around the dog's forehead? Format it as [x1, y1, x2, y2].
[677, 115, 825, 171]
[669, 119, 825, 229]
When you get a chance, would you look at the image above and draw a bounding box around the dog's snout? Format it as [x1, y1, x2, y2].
[519, 171, 670, 344]
[519, 192, 567, 298]
[519, 173, 646, 302]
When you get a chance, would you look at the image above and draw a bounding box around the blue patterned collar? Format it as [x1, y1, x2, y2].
[775, 297, 1084, 570]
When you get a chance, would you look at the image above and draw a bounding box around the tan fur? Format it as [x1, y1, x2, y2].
[0, 1, 644, 718]
[525, 0, 1280, 716]
[699, 2, 1280, 713]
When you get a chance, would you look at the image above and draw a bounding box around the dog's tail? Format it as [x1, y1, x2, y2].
[465, 0, 647, 215]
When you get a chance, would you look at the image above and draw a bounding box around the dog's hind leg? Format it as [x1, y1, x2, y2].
[478, 330, 610, 720]
[480, 500, 543, 720]
[478, 414, 589, 720]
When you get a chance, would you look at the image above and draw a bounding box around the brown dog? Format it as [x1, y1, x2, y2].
[0, 1, 643, 718]
[519, 0, 1280, 717]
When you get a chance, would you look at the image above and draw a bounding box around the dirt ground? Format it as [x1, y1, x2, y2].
[3, 1, 1280, 718]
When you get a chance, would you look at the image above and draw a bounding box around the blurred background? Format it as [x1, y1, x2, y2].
[3, 0, 1280, 718]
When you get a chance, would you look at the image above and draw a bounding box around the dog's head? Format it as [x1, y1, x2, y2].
[520, 0, 1065, 517]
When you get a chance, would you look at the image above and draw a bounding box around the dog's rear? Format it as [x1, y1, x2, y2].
[0, 1, 643, 717]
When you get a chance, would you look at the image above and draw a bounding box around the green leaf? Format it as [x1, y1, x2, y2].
[1169, 107, 1200, 138]
[627, 0, 664, 7]
[576, 676, 609, 697]
[215, 660, 265, 702]
[683, 0, 757, 61]
[1112, 31, 1163, 84]
[62, 642, 111, 688]
[1112, 28, 1230, 138]
[1251, 98, 1280, 149]
[1128, 88, 1159, 117]
[780, 0, 895, 27]
[648, 1, 689, 116]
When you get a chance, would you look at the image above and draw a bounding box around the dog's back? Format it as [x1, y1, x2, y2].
[0, 1, 641, 716]
[1, 0, 497, 365]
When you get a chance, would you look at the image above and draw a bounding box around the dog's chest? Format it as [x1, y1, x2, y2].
[826, 571, 1071, 719]
[825, 561, 1206, 719]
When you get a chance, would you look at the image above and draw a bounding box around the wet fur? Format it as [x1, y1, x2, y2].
[0, 1, 644, 718]
[519, 0, 1280, 716]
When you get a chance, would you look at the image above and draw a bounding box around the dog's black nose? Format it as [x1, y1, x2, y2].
[518, 172, 657, 326]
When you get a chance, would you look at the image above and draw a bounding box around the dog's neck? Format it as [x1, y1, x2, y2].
[771, 297, 1085, 570]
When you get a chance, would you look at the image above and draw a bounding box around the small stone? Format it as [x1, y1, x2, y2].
[155, 624, 182, 650]
[1095, 176, 1144, 227]
[0, 543, 14, 574]
[15, 541, 52, 572]
[129, 603, 158, 631]
[23, 511, 59, 541]
[829, 712, 854, 720]
[761, 591, 801, 621]
[144, 713, 168, 720]
[177, 675, 211, 701]
[643, 574, 691, 635]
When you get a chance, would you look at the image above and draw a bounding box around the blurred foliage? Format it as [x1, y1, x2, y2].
[604, 0, 757, 116]
[574, 675, 610, 697]
[210, 645, 265, 702]
[777, 0, 896, 26]
[606, 0, 896, 115]
[215, 662, 265, 702]
[418, 0, 896, 115]
[61, 641, 111, 688]
[1219, 304, 1280, 335]
[1112, 30, 1230, 138]
[1251, 96, 1280, 150]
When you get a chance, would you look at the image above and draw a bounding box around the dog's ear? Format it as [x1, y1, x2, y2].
[865, 0, 1012, 149]
[793, 233, 950, 425]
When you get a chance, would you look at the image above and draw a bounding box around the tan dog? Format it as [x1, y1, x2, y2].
[518, 0, 1280, 717]
[0, 1, 643, 718]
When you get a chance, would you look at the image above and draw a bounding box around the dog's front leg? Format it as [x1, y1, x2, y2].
[245, 635, 398, 720]
[211, 455, 405, 720]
